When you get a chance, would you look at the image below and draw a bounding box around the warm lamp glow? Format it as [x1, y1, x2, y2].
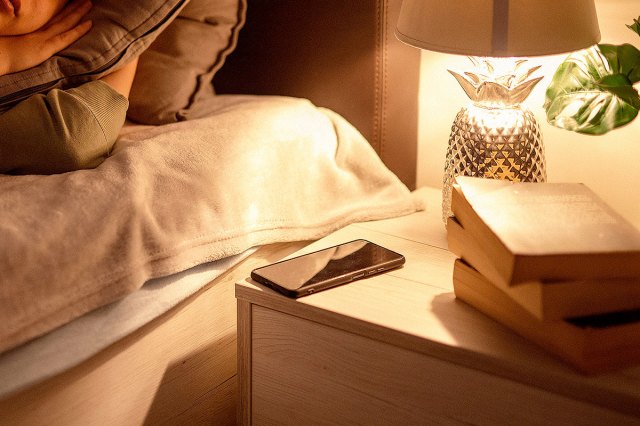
[470, 105, 527, 134]
[395, 0, 602, 220]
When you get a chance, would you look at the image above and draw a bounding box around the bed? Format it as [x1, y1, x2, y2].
[0, 0, 420, 424]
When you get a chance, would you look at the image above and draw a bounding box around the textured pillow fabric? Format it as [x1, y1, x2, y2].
[0, 0, 188, 112]
[126, 0, 246, 125]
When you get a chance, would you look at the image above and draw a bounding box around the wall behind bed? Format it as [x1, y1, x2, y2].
[215, 0, 421, 190]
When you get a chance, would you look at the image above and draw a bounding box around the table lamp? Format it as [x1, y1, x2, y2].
[395, 0, 601, 220]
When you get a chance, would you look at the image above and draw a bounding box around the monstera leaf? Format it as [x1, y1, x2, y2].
[544, 17, 640, 135]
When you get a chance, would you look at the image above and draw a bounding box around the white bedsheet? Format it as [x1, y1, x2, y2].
[0, 95, 421, 354]
[0, 248, 254, 398]
[0, 94, 423, 397]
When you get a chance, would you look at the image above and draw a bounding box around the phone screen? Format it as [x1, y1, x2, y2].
[251, 239, 405, 298]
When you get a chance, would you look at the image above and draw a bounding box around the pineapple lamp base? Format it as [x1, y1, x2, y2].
[441, 58, 548, 222]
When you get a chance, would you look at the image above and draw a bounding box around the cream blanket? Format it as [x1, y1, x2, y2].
[0, 95, 422, 353]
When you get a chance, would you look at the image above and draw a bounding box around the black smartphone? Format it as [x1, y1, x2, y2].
[250, 239, 405, 298]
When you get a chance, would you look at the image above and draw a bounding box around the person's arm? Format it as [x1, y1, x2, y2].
[0, 80, 128, 174]
[100, 57, 139, 98]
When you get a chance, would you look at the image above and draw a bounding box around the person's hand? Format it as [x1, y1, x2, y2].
[0, 0, 92, 76]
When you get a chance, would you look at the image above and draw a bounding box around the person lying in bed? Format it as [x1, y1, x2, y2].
[0, 0, 138, 174]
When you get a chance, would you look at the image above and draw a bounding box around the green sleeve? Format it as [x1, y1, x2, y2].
[0, 80, 129, 175]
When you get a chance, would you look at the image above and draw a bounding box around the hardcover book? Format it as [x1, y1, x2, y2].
[452, 259, 640, 374]
[451, 177, 640, 285]
[448, 217, 640, 320]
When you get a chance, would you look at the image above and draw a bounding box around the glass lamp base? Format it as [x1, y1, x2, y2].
[442, 104, 547, 222]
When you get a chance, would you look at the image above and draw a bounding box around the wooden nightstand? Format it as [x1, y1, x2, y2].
[235, 187, 640, 425]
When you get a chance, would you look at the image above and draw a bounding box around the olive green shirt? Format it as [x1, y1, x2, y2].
[0, 80, 128, 175]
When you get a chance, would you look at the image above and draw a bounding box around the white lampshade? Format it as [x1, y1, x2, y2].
[396, 0, 601, 57]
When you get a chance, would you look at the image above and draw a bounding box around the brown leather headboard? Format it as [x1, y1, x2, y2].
[214, 0, 420, 189]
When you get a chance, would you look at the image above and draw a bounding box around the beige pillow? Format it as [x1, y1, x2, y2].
[0, 0, 188, 112]
[126, 0, 246, 125]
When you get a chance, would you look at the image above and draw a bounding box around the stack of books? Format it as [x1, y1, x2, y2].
[448, 176, 640, 374]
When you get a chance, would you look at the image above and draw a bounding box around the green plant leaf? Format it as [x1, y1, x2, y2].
[544, 45, 640, 135]
[598, 74, 640, 108]
[599, 43, 640, 83]
[627, 16, 640, 36]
